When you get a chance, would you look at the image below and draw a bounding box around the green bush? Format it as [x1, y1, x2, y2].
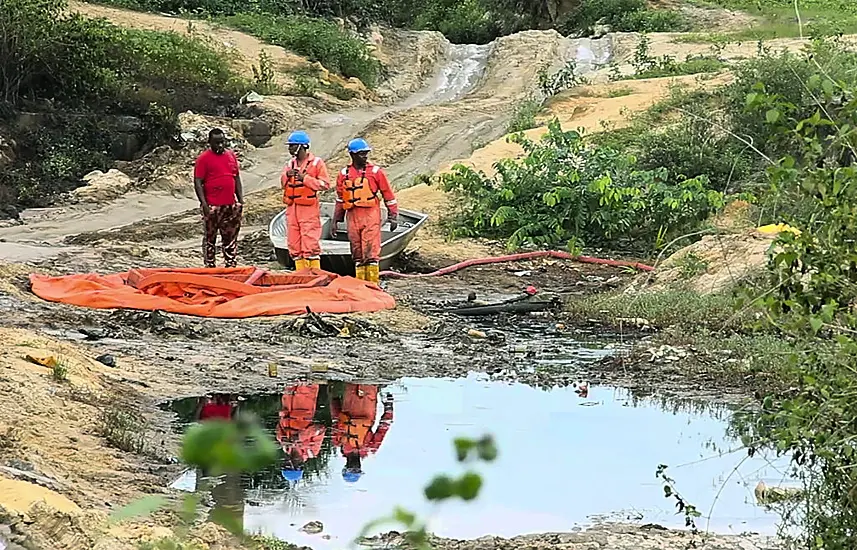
[440, 120, 725, 252]
[411, 0, 500, 44]
[0, 0, 248, 209]
[223, 13, 381, 87]
[614, 7, 690, 33]
[726, 56, 857, 548]
[560, 0, 688, 36]
[506, 99, 541, 133]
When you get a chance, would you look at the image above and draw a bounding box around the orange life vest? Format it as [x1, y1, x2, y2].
[283, 156, 322, 206]
[337, 414, 373, 455]
[341, 165, 381, 210]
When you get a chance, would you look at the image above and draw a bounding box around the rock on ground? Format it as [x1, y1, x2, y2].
[74, 169, 134, 202]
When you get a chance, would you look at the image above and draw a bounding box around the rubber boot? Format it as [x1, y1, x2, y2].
[365, 263, 380, 284]
[354, 265, 366, 280]
[294, 258, 308, 271]
[308, 258, 321, 270]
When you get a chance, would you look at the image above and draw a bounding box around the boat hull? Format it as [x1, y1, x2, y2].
[268, 203, 428, 276]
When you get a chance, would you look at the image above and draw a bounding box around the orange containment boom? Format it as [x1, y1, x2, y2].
[29, 267, 396, 318]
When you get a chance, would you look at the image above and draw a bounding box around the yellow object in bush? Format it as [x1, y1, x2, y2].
[757, 223, 801, 236]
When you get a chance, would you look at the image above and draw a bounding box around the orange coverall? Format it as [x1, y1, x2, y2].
[334, 164, 398, 266]
[331, 383, 393, 458]
[276, 384, 326, 463]
[281, 153, 330, 261]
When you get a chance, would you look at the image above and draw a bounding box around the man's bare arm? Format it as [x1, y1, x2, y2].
[234, 175, 244, 205]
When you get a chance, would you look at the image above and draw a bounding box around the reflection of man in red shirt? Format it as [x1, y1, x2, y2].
[196, 393, 235, 422]
[331, 383, 393, 483]
[277, 384, 326, 483]
[194, 128, 243, 268]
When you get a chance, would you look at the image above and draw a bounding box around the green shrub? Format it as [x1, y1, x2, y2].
[222, 13, 381, 87]
[507, 99, 541, 133]
[0, 0, 247, 209]
[559, 0, 688, 36]
[440, 120, 725, 252]
[614, 7, 690, 33]
[412, 0, 499, 44]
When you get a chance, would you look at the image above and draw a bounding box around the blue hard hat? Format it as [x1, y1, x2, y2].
[287, 131, 311, 146]
[342, 470, 363, 483]
[281, 469, 304, 482]
[347, 138, 371, 153]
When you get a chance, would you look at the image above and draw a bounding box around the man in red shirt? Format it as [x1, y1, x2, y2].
[194, 128, 244, 268]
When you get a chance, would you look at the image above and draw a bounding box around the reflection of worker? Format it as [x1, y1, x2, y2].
[196, 393, 236, 421]
[276, 383, 326, 483]
[333, 138, 398, 284]
[331, 384, 393, 483]
[281, 131, 331, 271]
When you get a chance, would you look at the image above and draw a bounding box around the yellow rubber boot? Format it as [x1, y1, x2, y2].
[365, 263, 380, 284]
[354, 265, 366, 280]
[308, 258, 321, 270]
[294, 258, 308, 271]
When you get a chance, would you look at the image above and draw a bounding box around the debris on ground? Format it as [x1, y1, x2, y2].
[275, 312, 390, 338]
[646, 345, 689, 364]
[109, 310, 211, 339]
[95, 354, 116, 368]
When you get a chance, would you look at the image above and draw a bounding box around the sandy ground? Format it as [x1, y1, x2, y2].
[0, 5, 797, 549]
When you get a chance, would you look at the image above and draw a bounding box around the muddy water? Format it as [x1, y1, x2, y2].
[167, 374, 789, 549]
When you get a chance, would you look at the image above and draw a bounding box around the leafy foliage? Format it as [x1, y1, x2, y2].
[96, 0, 689, 45]
[0, 0, 247, 209]
[441, 120, 724, 252]
[223, 13, 380, 87]
[715, 38, 857, 550]
[559, 0, 690, 37]
[506, 98, 542, 133]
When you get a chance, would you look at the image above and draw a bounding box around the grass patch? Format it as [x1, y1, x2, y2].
[51, 356, 69, 382]
[220, 13, 381, 87]
[606, 86, 634, 98]
[98, 406, 148, 454]
[680, 1, 857, 42]
[675, 251, 710, 280]
[563, 290, 753, 329]
[625, 56, 727, 80]
[507, 99, 542, 133]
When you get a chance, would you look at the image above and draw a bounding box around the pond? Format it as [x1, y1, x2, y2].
[166, 373, 791, 549]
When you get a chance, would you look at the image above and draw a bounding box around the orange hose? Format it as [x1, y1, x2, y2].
[380, 250, 654, 279]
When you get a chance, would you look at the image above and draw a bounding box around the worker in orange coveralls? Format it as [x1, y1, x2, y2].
[331, 383, 394, 483]
[281, 130, 330, 271]
[333, 138, 398, 284]
[276, 383, 327, 483]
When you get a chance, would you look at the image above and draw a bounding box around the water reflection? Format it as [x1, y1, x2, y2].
[174, 381, 398, 528]
[168, 376, 788, 548]
[192, 393, 244, 531]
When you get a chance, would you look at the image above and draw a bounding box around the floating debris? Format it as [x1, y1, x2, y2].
[755, 481, 803, 506]
[301, 521, 324, 535]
